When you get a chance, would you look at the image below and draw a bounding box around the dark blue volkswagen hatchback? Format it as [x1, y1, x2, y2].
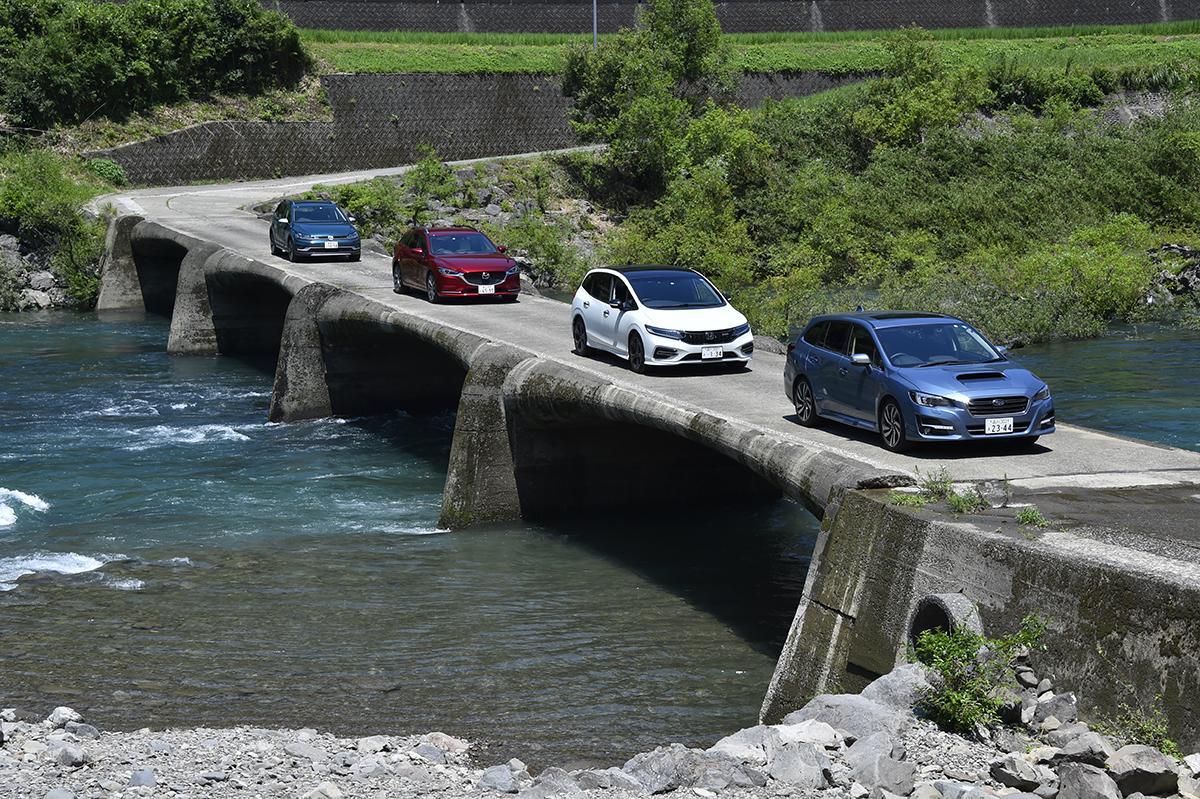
[269, 200, 361, 262]
[784, 312, 1055, 452]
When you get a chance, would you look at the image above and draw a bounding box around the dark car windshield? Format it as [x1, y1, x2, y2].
[294, 204, 347, 223]
[874, 322, 1002, 367]
[625, 270, 725, 309]
[428, 232, 498, 255]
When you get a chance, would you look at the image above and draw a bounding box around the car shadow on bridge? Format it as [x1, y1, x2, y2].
[779, 413, 1055, 459]
[548, 500, 819, 658]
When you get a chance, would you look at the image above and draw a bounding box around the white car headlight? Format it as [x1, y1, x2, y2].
[646, 326, 684, 340]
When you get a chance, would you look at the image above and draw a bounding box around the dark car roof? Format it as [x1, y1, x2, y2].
[806, 311, 964, 330]
[293, 200, 338, 206]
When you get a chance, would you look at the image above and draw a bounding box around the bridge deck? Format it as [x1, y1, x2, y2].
[106, 162, 1200, 495]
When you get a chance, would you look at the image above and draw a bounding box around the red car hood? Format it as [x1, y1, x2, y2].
[433, 254, 515, 273]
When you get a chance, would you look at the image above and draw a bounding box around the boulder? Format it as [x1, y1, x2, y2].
[356, 735, 391, 754]
[1105, 745, 1178, 796]
[853, 755, 916, 796]
[989, 754, 1047, 791]
[28, 270, 56, 291]
[623, 744, 758, 794]
[1047, 723, 1092, 748]
[774, 718, 844, 749]
[575, 767, 643, 791]
[765, 741, 830, 788]
[421, 731, 469, 753]
[783, 694, 904, 743]
[861, 664, 938, 714]
[912, 783, 942, 799]
[49, 743, 87, 768]
[518, 767, 583, 799]
[285, 742, 330, 763]
[844, 732, 904, 771]
[1052, 733, 1117, 768]
[412, 742, 446, 764]
[709, 725, 781, 765]
[752, 335, 787, 355]
[1058, 763, 1121, 799]
[19, 289, 52, 309]
[1036, 693, 1079, 725]
[1016, 668, 1040, 689]
[45, 707, 81, 729]
[480, 765, 521, 793]
[64, 722, 100, 739]
[44, 790, 75, 799]
[1185, 754, 1200, 778]
[0, 233, 19, 252]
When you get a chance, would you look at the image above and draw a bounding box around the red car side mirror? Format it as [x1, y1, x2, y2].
[497, 245, 508, 253]
[412, 247, 424, 255]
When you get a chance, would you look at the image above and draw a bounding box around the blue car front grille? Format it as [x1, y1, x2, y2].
[968, 396, 1029, 416]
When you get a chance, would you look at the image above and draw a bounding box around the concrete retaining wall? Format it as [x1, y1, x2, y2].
[83, 71, 863, 186]
[761, 488, 1200, 750]
[264, 0, 1200, 33]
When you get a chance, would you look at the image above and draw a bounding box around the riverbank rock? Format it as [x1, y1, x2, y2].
[44, 707, 81, 729]
[1058, 763, 1122, 799]
[1106, 745, 1179, 796]
[783, 694, 904, 743]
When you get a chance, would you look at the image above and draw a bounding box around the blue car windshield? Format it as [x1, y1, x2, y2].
[294, 204, 347, 223]
[626, 271, 725, 309]
[875, 323, 1001, 367]
[428, 232, 498, 255]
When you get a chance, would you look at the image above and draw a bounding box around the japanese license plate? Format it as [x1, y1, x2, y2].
[701, 346, 723, 360]
[478, 284, 495, 295]
[323, 241, 338, 249]
[985, 417, 1014, 434]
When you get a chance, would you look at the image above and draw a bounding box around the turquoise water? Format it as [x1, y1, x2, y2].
[1012, 324, 1200, 453]
[0, 311, 816, 766]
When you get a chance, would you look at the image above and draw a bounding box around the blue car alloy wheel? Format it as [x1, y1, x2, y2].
[784, 312, 1055, 452]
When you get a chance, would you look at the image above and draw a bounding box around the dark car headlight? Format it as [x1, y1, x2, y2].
[646, 325, 684, 340]
[732, 323, 752, 337]
[1033, 386, 1051, 402]
[910, 391, 955, 408]
[437, 267, 463, 277]
[506, 265, 520, 276]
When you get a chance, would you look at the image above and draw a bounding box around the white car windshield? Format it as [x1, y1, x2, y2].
[875, 323, 1002, 367]
[626, 270, 725, 309]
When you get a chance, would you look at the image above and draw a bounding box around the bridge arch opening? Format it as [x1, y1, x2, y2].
[205, 272, 292, 370]
[317, 316, 468, 418]
[131, 237, 186, 316]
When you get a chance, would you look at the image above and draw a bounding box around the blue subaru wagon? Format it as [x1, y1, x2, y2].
[784, 312, 1055, 452]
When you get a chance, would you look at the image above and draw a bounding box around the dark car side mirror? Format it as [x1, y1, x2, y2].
[611, 299, 636, 312]
[497, 245, 508, 253]
[996, 345, 1009, 356]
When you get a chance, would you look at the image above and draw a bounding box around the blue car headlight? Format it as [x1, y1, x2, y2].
[1033, 386, 1051, 402]
[910, 390, 955, 408]
[646, 325, 683, 340]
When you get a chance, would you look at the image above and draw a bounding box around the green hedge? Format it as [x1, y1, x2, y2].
[0, 0, 310, 129]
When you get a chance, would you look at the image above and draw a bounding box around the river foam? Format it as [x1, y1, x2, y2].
[0, 551, 114, 591]
[0, 487, 50, 529]
[124, 424, 252, 450]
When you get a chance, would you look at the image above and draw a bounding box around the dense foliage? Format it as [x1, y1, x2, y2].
[0, 0, 310, 129]
[914, 615, 1047, 733]
[568, 8, 1200, 341]
[0, 147, 115, 308]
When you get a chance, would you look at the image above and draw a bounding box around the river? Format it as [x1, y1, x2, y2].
[1, 312, 1196, 765]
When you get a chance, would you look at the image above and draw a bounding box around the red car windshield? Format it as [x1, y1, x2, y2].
[428, 232, 498, 255]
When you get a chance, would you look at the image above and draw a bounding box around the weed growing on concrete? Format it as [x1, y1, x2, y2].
[1095, 698, 1183, 759]
[914, 614, 1047, 734]
[1016, 506, 1048, 527]
[917, 467, 955, 501]
[889, 491, 932, 507]
[947, 487, 989, 514]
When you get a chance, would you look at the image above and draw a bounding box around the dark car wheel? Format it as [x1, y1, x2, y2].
[628, 332, 647, 374]
[392, 261, 403, 294]
[287, 237, 299, 263]
[879, 398, 910, 453]
[572, 317, 591, 356]
[793, 378, 819, 427]
[269, 234, 280, 257]
[426, 272, 440, 304]
[501, 294, 518, 303]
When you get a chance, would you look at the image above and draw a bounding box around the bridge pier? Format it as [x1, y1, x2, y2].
[268, 284, 341, 423]
[166, 243, 222, 355]
[96, 215, 145, 310]
[439, 343, 529, 529]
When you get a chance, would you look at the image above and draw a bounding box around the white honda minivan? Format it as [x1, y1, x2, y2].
[570, 265, 754, 373]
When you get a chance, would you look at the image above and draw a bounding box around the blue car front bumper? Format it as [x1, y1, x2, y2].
[907, 397, 1056, 441]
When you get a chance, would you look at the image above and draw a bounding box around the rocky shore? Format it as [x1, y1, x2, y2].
[0, 233, 72, 311]
[5, 662, 1198, 799]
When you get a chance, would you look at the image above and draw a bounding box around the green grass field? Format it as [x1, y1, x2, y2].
[301, 22, 1200, 74]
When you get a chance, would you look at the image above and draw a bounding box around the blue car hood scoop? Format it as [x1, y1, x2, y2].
[956, 371, 1008, 382]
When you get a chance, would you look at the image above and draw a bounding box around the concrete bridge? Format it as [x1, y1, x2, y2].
[96, 159, 1200, 747]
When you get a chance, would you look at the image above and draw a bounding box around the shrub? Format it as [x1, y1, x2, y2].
[1096, 699, 1184, 759]
[83, 158, 126, 187]
[947, 487, 988, 514]
[0, 0, 310, 128]
[914, 614, 1047, 733]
